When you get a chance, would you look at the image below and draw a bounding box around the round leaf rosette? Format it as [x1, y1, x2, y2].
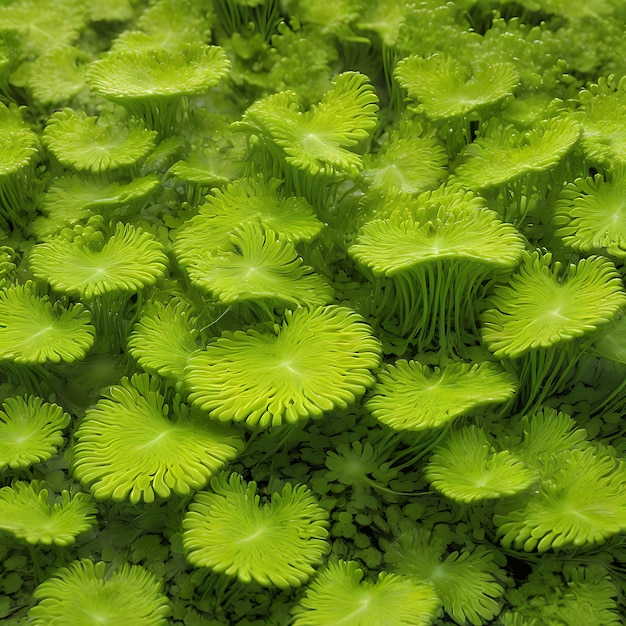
[349, 184, 525, 347]
[481, 251, 626, 358]
[128, 298, 202, 380]
[455, 115, 581, 191]
[425, 425, 537, 503]
[184, 221, 333, 310]
[174, 176, 323, 267]
[29, 559, 170, 626]
[292, 560, 440, 626]
[73, 374, 244, 503]
[554, 166, 626, 257]
[394, 54, 518, 120]
[33, 174, 160, 238]
[42, 109, 157, 172]
[87, 43, 229, 99]
[0, 481, 96, 546]
[86, 43, 230, 134]
[0, 282, 94, 364]
[185, 305, 382, 428]
[183, 472, 329, 588]
[235, 72, 378, 178]
[0, 395, 70, 470]
[494, 446, 626, 552]
[388, 527, 506, 626]
[367, 360, 517, 431]
[361, 119, 447, 196]
[29, 222, 168, 299]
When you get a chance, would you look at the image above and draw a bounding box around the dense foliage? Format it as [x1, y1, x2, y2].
[1, 0, 626, 624]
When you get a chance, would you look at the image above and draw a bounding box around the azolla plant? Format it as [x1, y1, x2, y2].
[1, 0, 626, 624]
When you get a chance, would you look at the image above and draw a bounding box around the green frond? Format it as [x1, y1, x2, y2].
[0, 0, 85, 56]
[511, 407, 588, 469]
[174, 176, 323, 266]
[33, 174, 160, 238]
[455, 115, 581, 190]
[184, 222, 333, 309]
[541, 563, 621, 626]
[481, 251, 626, 358]
[426, 425, 537, 503]
[128, 299, 202, 380]
[494, 447, 626, 551]
[325, 440, 399, 491]
[292, 560, 441, 626]
[87, 43, 230, 100]
[350, 185, 524, 274]
[576, 75, 626, 164]
[590, 313, 626, 363]
[87, 43, 230, 134]
[30, 559, 170, 625]
[0, 396, 70, 470]
[503, 561, 622, 626]
[356, 0, 414, 47]
[235, 72, 378, 178]
[86, 0, 134, 22]
[0, 245, 16, 287]
[185, 305, 382, 428]
[43, 109, 157, 173]
[0, 102, 39, 177]
[349, 184, 525, 346]
[135, 0, 214, 47]
[367, 360, 517, 431]
[361, 119, 447, 195]
[0, 481, 96, 546]
[554, 166, 626, 257]
[73, 373, 244, 504]
[389, 527, 506, 626]
[290, 0, 365, 41]
[0, 282, 95, 364]
[394, 54, 519, 119]
[183, 472, 329, 588]
[168, 149, 244, 189]
[29, 222, 168, 298]
[21, 46, 90, 106]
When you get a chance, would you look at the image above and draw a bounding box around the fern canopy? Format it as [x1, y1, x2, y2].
[30, 560, 170, 626]
[367, 360, 517, 431]
[0, 481, 96, 546]
[185, 305, 382, 428]
[481, 251, 626, 358]
[292, 560, 441, 626]
[73, 374, 244, 503]
[0, 396, 70, 470]
[183, 473, 329, 588]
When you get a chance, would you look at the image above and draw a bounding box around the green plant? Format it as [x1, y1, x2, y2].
[0, 1, 626, 624]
